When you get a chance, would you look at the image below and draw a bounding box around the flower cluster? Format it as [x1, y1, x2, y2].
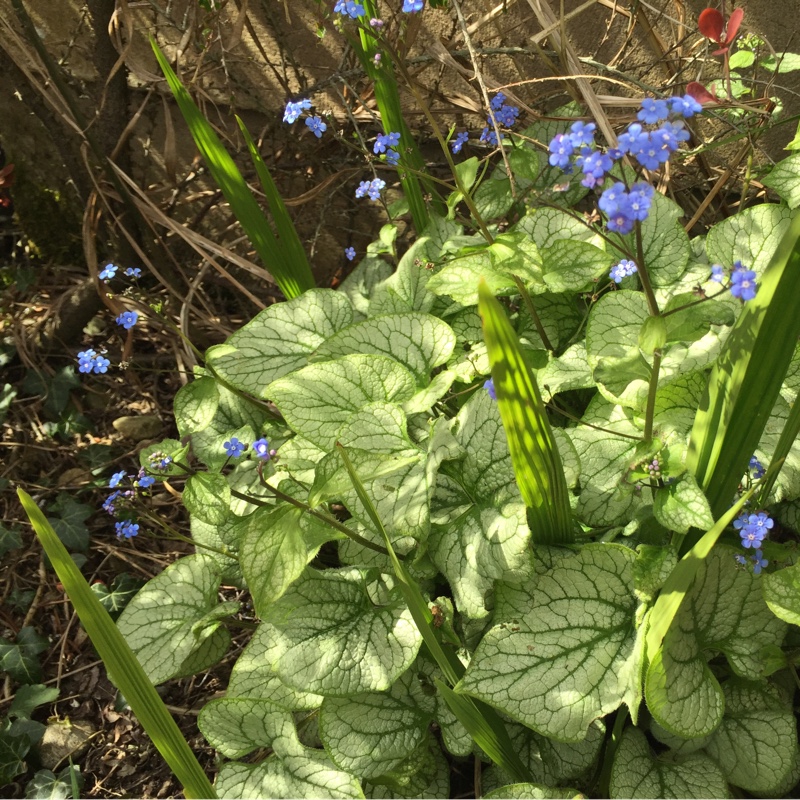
[355, 178, 386, 202]
[283, 97, 326, 138]
[102, 467, 159, 540]
[547, 94, 702, 232]
[451, 130, 469, 154]
[374, 131, 401, 166]
[708, 260, 758, 302]
[77, 349, 110, 374]
[609, 259, 638, 283]
[734, 510, 773, 549]
[223, 437, 277, 461]
[334, 0, 365, 17]
[480, 92, 520, 146]
[749, 456, 765, 479]
[148, 451, 173, 471]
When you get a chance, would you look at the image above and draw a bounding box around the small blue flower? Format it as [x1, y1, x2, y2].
[490, 92, 506, 111]
[751, 549, 769, 575]
[115, 311, 138, 330]
[579, 149, 613, 189]
[548, 133, 573, 169]
[374, 132, 401, 153]
[109, 471, 127, 488]
[451, 131, 469, 154]
[223, 437, 246, 458]
[355, 180, 371, 199]
[77, 349, 97, 373]
[283, 98, 312, 124]
[252, 438, 274, 460]
[115, 520, 139, 539]
[567, 121, 596, 148]
[710, 264, 725, 283]
[345, 246, 356, 261]
[734, 511, 773, 549]
[99, 264, 118, 282]
[103, 490, 122, 514]
[138, 475, 156, 489]
[606, 198, 636, 235]
[618, 123, 647, 154]
[479, 126, 500, 146]
[730, 262, 757, 301]
[402, 0, 424, 11]
[384, 149, 400, 165]
[335, 0, 365, 17]
[637, 97, 670, 124]
[494, 104, 519, 127]
[609, 259, 638, 283]
[92, 356, 110, 374]
[627, 182, 654, 221]
[598, 182, 627, 215]
[305, 116, 327, 138]
[484, 378, 496, 401]
[124, 267, 142, 278]
[366, 178, 386, 201]
[749, 456, 766, 479]
[669, 94, 703, 118]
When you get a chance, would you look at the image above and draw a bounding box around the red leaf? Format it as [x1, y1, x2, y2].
[686, 81, 717, 104]
[698, 7, 724, 43]
[724, 7, 744, 43]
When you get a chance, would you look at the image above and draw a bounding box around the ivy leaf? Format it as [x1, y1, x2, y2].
[706, 203, 794, 275]
[320, 692, 431, 780]
[703, 679, 797, 793]
[459, 544, 641, 741]
[198, 696, 296, 759]
[8, 684, 59, 720]
[174, 377, 219, 435]
[0, 524, 22, 557]
[90, 573, 145, 618]
[313, 313, 456, 385]
[116, 555, 237, 685]
[47, 494, 91, 553]
[241, 505, 322, 616]
[763, 153, 800, 209]
[206, 289, 354, 397]
[0, 731, 30, 784]
[215, 748, 365, 799]
[267, 355, 417, 450]
[183, 472, 230, 526]
[541, 240, 614, 293]
[227, 622, 322, 711]
[265, 568, 422, 696]
[0, 626, 49, 684]
[644, 546, 787, 738]
[763, 560, 800, 624]
[653, 474, 714, 534]
[609, 727, 728, 799]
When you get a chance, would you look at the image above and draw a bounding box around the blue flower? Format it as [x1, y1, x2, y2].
[494, 104, 519, 127]
[669, 94, 703, 118]
[98, 264, 118, 282]
[751, 549, 769, 575]
[109, 471, 127, 488]
[335, 0, 366, 17]
[374, 132, 401, 153]
[567, 121, 596, 148]
[710, 264, 725, 283]
[637, 97, 670, 124]
[77, 349, 97, 373]
[490, 92, 506, 111]
[598, 182, 627, 215]
[384, 149, 400, 165]
[305, 116, 327, 138]
[345, 246, 356, 261]
[749, 456, 765, 479]
[115, 310, 139, 330]
[367, 178, 385, 201]
[579, 149, 613, 189]
[548, 133, 574, 169]
[223, 437, 246, 458]
[103, 490, 122, 514]
[402, 0, 424, 11]
[148, 451, 173, 471]
[484, 378, 496, 401]
[138, 475, 156, 489]
[283, 98, 312, 124]
[252, 438, 274, 460]
[92, 356, 110, 374]
[480, 126, 500, 146]
[606, 197, 636, 234]
[610, 259, 638, 283]
[627, 182, 654, 221]
[730, 262, 757, 301]
[734, 511, 773, 549]
[618, 123, 647, 154]
[451, 131, 469, 154]
[124, 267, 142, 278]
[355, 180, 371, 198]
[115, 520, 139, 539]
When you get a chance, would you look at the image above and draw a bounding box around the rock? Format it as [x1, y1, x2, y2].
[39, 718, 96, 770]
[112, 415, 162, 441]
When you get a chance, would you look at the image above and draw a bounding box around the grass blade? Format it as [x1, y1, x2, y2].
[686, 211, 800, 547]
[151, 38, 314, 300]
[335, 444, 531, 783]
[17, 489, 216, 800]
[478, 280, 573, 544]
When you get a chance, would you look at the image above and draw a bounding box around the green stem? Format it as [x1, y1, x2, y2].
[644, 348, 662, 442]
[634, 222, 660, 318]
[596, 709, 628, 797]
[513, 275, 553, 352]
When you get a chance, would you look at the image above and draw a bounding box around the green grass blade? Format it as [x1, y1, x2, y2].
[478, 280, 573, 544]
[757, 396, 800, 506]
[335, 444, 531, 783]
[17, 489, 216, 800]
[686, 211, 800, 544]
[236, 117, 311, 282]
[151, 38, 314, 300]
